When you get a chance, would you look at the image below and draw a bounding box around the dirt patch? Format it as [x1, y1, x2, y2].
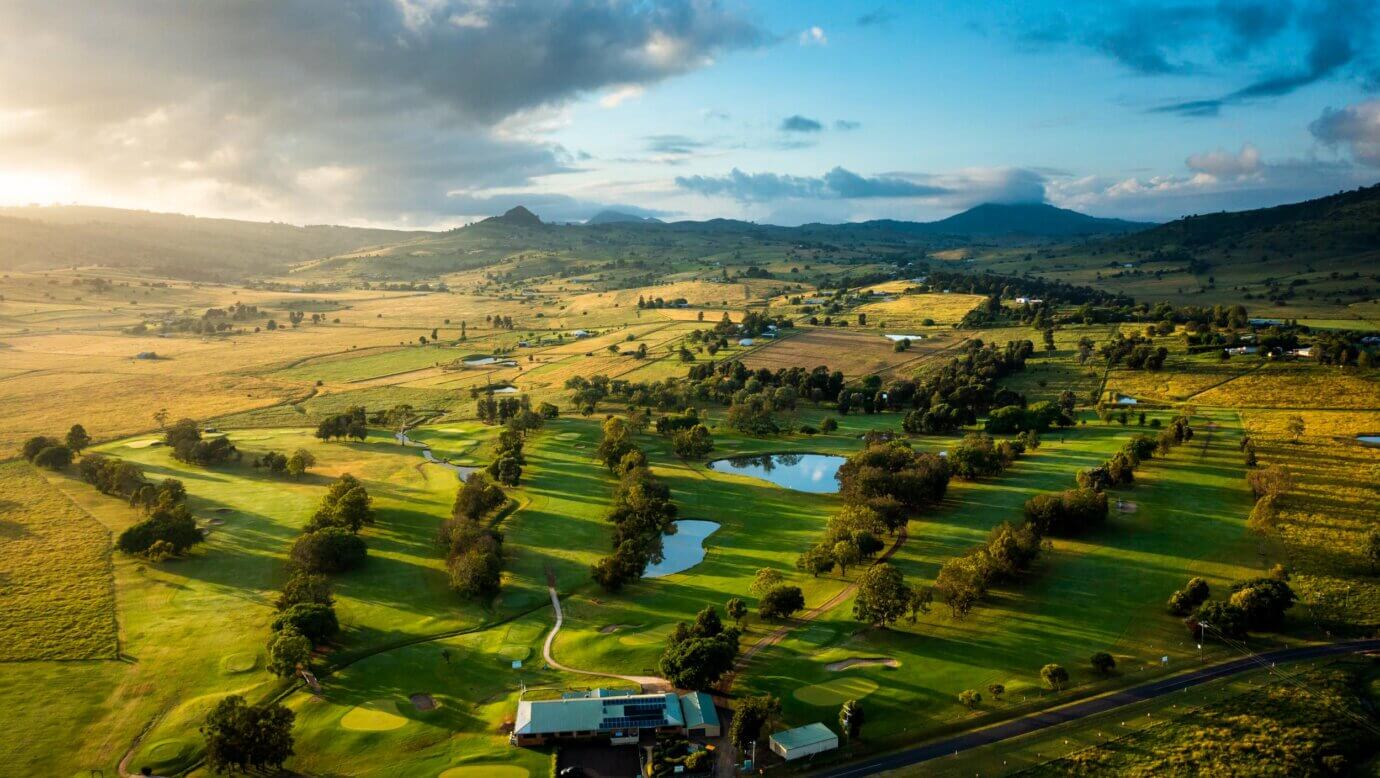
[1116, 500, 1139, 513]
[410, 693, 437, 711]
[825, 657, 899, 672]
[599, 624, 636, 634]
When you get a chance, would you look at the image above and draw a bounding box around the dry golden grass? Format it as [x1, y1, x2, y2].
[1193, 363, 1379, 408]
[1237, 409, 1380, 627]
[855, 292, 985, 328]
[0, 460, 118, 660]
[741, 327, 954, 377]
[560, 280, 753, 314]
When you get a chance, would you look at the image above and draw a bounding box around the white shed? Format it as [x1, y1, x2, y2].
[769, 723, 838, 761]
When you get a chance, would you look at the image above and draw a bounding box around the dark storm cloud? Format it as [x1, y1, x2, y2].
[1012, 1, 1375, 116]
[1310, 100, 1380, 165]
[0, 0, 763, 221]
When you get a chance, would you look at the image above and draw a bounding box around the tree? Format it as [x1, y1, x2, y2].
[595, 416, 637, 471]
[852, 563, 911, 628]
[276, 572, 333, 611]
[32, 445, 73, 469]
[1090, 651, 1116, 675]
[65, 424, 91, 454]
[117, 504, 203, 556]
[1227, 577, 1296, 631]
[839, 699, 864, 741]
[958, 689, 982, 709]
[1040, 663, 1069, 691]
[266, 627, 313, 677]
[987, 683, 1005, 700]
[1286, 415, 1305, 442]
[1246, 465, 1293, 499]
[749, 568, 784, 596]
[289, 527, 367, 574]
[934, 553, 989, 620]
[820, 417, 838, 433]
[453, 471, 506, 521]
[1190, 600, 1248, 639]
[729, 695, 781, 751]
[1246, 494, 1279, 534]
[758, 585, 805, 620]
[201, 695, 295, 774]
[286, 449, 316, 480]
[671, 424, 713, 459]
[21, 435, 60, 461]
[726, 597, 748, 629]
[271, 603, 340, 645]
[832, 540, 861, 576]
[658, 626, 739, 690]
[1367, 530, 1380, 575]
[796, 544, 836, 577]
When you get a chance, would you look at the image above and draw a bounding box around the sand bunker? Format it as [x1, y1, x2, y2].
[205, 518, 225, 526]
[125, 438, 162, 448]
[341, 699, 409, 731]
[826, 657, 900, 672]
[410, 693, 438, 711]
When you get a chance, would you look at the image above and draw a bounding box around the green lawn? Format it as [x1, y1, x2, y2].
[273, 344, 463, 383]
[737, 409, 1267, 760]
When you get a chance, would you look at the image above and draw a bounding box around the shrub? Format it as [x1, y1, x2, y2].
[958, 689, 982, 709]
[32, 445, 73, 470]
[1023, 488, 1107, 536]
[117, 504, 203, 557]
[1041, 663, 1069, 691]
[1090, 651, 1116, 674]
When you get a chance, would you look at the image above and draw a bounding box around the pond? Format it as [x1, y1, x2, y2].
[1358, 435, 1380, 447]
[645, 520, 720, 578]
[707, 453, 845, 493]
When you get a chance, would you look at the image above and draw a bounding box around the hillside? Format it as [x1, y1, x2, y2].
[927, 202, 1150, 236]
[970, 184, 1380, 317]
[0, 206, 430, 280]
[1117, 183, 1380, 252]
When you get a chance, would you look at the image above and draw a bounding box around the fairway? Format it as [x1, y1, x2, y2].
[794, 677, 882, 706]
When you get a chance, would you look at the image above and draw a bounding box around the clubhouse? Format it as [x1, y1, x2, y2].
[511, 688, 720, 747]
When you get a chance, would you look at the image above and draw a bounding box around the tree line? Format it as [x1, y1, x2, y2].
[590, 416, 679, 592]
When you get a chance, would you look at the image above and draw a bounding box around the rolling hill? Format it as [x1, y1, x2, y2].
[0, 205, 429, 280]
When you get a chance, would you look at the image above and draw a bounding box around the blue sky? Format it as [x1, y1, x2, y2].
[0, 0, 1376, 227]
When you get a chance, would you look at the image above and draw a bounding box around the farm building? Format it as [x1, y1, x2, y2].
[512, 689, 690, 747]
[769, 723, 838, 761]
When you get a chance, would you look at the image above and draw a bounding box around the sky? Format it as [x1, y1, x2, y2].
[0, 0, 1378, 229]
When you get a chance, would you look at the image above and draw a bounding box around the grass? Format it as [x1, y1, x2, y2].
[0, 460, 117, 660]
[738, 409, 1266, 759]
[852, 292, 986, 328]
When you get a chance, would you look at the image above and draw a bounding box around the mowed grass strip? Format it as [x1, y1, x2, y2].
[0, 460, 118, 660]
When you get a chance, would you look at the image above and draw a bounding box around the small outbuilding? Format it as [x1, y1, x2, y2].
[680, 692, 720, 738]
[738, 338, 754, 346]
[769, 723, 838, 761]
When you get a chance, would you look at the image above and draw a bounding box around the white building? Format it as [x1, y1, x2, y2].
[769, 723, 838, 761]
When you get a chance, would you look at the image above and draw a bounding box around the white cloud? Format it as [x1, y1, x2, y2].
[0, 0, 763, 224]
[1310, 100, 1380, 166]
[1185, 144, 1263, 179]
[600, 85, 646, 108]
[799, 26, 828, 46]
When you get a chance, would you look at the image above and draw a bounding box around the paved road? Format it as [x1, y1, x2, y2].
[541, 570, 670, 692]
[816, 638, 1380, 777]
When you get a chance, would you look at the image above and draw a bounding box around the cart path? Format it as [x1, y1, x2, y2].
[816, 637, 1380, 777]
[542, 567, 672, 693]
[721, 527, 908, 695]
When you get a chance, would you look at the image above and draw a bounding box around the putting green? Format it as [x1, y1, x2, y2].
[439, 767, 529, 778]
[504, 621, 546, 643]
[219, 652, 258, 674]
[341, 699, 409, 731]
[793, 677, 880, 707]
[618, 623, 674, 646]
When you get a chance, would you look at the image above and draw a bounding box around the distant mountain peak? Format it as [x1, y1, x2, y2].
[930, 202, 1150, 236]
[483, 205, 542, 227]
[586, 209, 663, 225]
